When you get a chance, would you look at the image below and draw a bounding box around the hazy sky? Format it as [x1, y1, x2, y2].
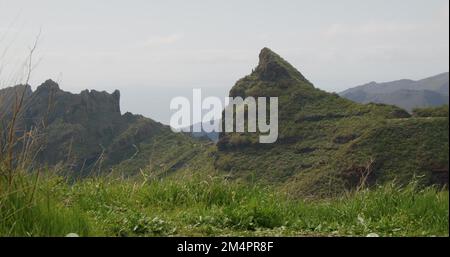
[1, 0, 449, 124]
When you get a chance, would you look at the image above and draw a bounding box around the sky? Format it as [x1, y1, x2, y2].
[0, 0, 449, 124]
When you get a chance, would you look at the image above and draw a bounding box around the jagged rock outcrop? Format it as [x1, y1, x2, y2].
[0, 80, 199, 175]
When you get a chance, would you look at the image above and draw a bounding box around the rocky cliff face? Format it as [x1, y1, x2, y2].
[21, 80, 122, 130]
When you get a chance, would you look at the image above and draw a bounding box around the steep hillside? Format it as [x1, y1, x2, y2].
[340, 72, 449, 111]
[215, 48, 448, 197]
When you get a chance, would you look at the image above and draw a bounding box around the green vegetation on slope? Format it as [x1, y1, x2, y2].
[0, 80, 209, 177]
[413, 105, 449, 118]
[108, 129, 217, 179]
[1, 173, 448, 237]
[216, 48, 448, 197]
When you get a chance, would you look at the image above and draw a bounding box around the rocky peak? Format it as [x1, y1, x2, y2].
[1, 80, 124, 130]
[229, 48, 315, 98]
[80, 89, 121, 114]
[34, 79, 60, 94]
[254, 47, 308, 83]
[30, 80, 121, 115]
[40, 79, 60, 89]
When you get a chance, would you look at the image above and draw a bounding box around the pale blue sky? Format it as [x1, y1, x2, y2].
[1, 0, 448, 123]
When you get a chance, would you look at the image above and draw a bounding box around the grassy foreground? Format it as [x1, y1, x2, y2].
[0, 173, 448, 237]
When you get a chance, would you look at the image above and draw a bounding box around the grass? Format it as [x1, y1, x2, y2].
[1, 173, 448, 237]
[0, 173, 90, 236]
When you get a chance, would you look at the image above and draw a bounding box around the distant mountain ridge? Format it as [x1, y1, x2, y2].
[0, 80, 207, 176]
[340, 72, 449, 111]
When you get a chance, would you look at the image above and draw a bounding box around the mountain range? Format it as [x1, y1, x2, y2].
[1, 48, 448, 197]
[0, 80, 209, 177]
[340, 72, 449, 112]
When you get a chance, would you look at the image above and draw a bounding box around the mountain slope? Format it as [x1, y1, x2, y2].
[183, 121, 220, 142]
[215, 48, 448, 197]
[340, 72, 449, 111]
[0, 80, 211, 177]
